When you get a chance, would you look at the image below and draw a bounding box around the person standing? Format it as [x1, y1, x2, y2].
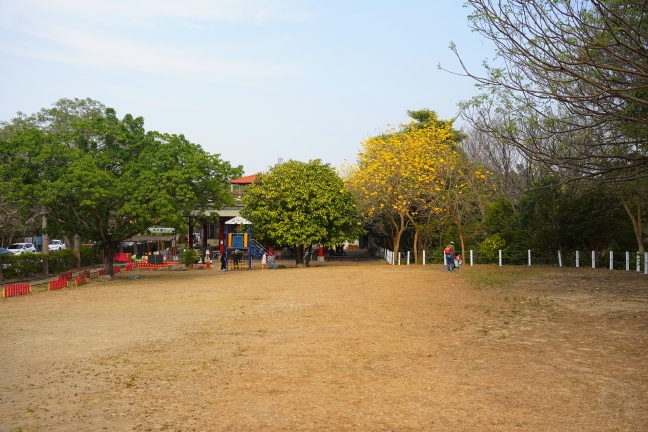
[220, 251, 227, 271]
[261, 252, 267, 271]
[444, 241, 455, 272]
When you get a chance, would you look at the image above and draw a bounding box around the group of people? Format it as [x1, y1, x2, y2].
[444, 241, 462, 272]
[216, 249, 267, 271]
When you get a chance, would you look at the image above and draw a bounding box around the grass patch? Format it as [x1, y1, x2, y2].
[459, 265, 546, 289]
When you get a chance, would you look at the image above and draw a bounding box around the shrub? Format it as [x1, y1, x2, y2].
[478, 234, 506, 264]
[180, 249, 200, 267]
[48, 249, 77, 273]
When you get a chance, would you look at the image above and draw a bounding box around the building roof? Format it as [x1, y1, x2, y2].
[229, 174, 257, 185]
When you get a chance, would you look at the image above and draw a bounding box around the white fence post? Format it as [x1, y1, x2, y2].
[470, 250, 473, 266]
[558, 250, 563, 267]
[576, 250, 580, 268]
[610, 251, 614, 270]
[645, 252, 647, 275]
[592, 250, 596, 269]
[637, 252, 641, 272]
[406, 251, 410, 265]
[626, 251, 630, 271]
[528, 250, 531, 266]
[423, 250, 426, 265]
[498, 250, 502, 266]
[398, 252, 401, 266]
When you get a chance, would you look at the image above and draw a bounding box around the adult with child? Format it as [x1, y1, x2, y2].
[444, 241, 455, 272]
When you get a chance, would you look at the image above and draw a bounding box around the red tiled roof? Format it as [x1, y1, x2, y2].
[229, 174, 257, 184]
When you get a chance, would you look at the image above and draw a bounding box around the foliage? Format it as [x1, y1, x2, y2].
[478, 234, 506, 263]
[453, 0, 648, 182]
[0, 98, 243, 275]
[482, 199, 525, 251]
[345, 110, 493, 260]
[477, 177, 638, 258]
[180, 249, 200, 267]
[47, 249, 78, 274]
[0, 246, 102, 281]
[557, 186, 637, 253]
[79, 244, 103, 267]
[241, 160, 363, 265]
[0, 253, 42, 279]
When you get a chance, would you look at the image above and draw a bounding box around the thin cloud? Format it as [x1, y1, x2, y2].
[0, 26, 298, 79]
[0, 0, 309, 79]
[3, 0, 314, 25]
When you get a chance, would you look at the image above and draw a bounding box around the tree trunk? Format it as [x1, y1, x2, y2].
[42, 214, 49, 276]
[621, 199, 645, 255]
[456, 216, 465, 259]
[412, 228, 419, 264]
[103, 242, 115, 276]
[74, 234, 81, 270]
[391, 212, 408, 261]
[294, 245, 304, 266]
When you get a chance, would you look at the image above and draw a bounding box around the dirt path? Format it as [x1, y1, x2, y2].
[1, 263, 646, 431]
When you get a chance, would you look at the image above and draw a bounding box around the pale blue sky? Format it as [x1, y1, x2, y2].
[0, 0, 492, 175]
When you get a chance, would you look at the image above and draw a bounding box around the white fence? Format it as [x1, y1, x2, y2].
[374, 247, 648, 275]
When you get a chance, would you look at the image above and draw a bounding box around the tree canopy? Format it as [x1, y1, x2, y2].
[452, 0, 648, 182]
[345, 110, 492, 260]
[0, 98, 242, 274]
[241, 159, 363, 265]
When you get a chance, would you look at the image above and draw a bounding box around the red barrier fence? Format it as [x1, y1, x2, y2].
[137, 261, 180, 270]
[74, 276, 88, 286]
[113, 266, 122, 274]
[125, 262, 135, 271]
[80, 269, 91, 278]
[98, 269, 105, 276]
[2, 283, 31, 299]
[49, 279, 68, 291]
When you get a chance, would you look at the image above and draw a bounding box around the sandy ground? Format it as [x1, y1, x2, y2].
[1, 258, 647, 431]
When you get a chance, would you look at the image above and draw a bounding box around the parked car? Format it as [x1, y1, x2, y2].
[0, 247, 11, 255]
[48, 239, 66, 251]
[7, 243, 36, 254]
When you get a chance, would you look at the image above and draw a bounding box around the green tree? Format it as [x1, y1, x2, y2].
[453, 0, 647, 253]
[0, 123, 50, 244]
[241, 160, 363, 266]
[2, 100, 242, 276]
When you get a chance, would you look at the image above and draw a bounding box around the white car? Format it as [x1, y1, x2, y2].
[48, 239, 67, 251]
[8, 243, 36, 254]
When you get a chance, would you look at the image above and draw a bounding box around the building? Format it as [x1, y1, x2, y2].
[189, 174, 257, 256]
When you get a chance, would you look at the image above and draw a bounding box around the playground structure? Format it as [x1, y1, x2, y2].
[223, 216, 276, 270]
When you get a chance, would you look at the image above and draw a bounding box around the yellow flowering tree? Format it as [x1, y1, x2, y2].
[345, 110, 492, 261]
[345, 112, 459, 260]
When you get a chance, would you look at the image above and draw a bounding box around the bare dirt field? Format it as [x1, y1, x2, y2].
[1, 258, 647, 431]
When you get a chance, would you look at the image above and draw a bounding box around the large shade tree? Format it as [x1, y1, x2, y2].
[241, 159, 363, 266]
[1, 99, 242, 275]
[452, 0, 648, 180]
[450, 0, 648, 254]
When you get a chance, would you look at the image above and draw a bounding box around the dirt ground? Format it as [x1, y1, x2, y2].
[1, 257, 647, 431]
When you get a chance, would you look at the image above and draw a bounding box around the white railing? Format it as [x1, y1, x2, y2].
[374, 247, 648, 275]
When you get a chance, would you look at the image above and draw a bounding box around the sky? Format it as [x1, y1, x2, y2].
[0, 0, 493, 176]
